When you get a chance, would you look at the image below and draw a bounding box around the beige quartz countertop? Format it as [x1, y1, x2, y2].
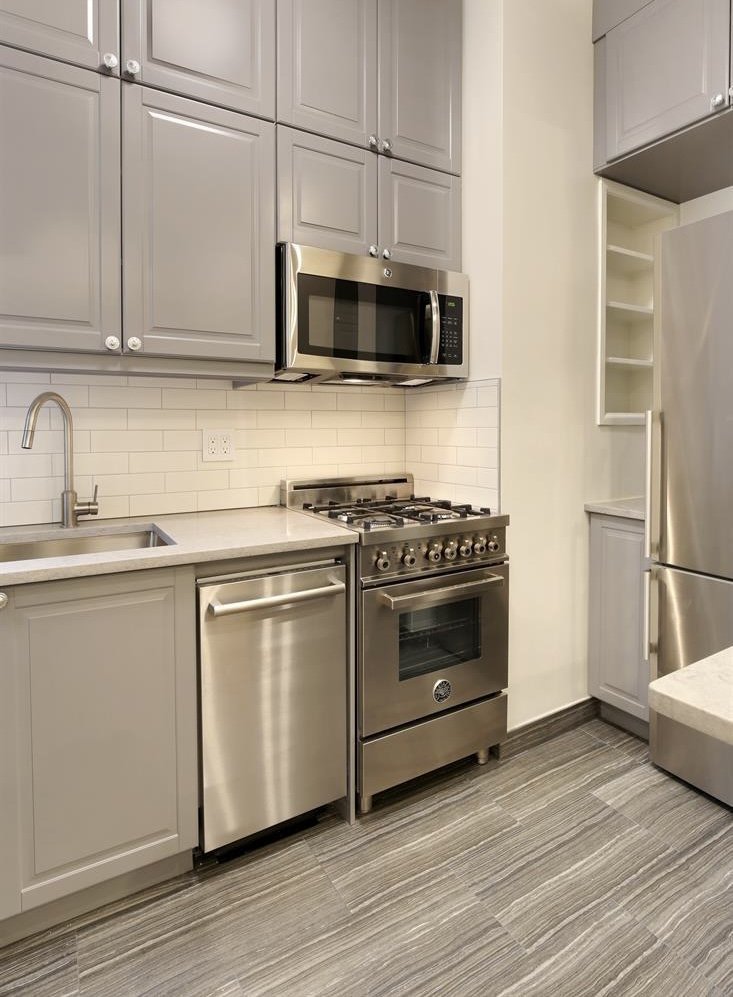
[0, 507, 357, 586]
[584, 496, 645, 520]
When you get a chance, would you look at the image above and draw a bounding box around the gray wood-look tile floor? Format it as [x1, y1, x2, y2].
[1, 719, 731, 997]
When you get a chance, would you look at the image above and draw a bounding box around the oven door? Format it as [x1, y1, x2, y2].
[360, 564, 508, 737]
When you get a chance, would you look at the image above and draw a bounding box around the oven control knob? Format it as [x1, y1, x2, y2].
[375, 550, 391, 572]
[426, 542, 442, 563]
[488, 538, 500, 553]
[443, 540, 458, 561]
[402, 547, 417, 567]
[459, 540, 473, 557]
[473, 536, 487, 555]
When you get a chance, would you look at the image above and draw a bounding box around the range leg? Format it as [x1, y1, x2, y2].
[476, 748, 490, 765]
[358, 794, 373, 815]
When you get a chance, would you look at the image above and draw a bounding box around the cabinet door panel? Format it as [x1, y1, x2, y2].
[0, 0, 118, 73]
[379, 157, 461, 271]
[377, 0, 461, 174]
[123, 0, 275, 117]
[0, 46, 121, 353]
[277, 126, 377, 255]
[123, 85, 275, 362]
[278, 0, 376, 147]
[588, 515, 649, 719]
[605, 0, 729, 161]
[0, 592, 21, 920]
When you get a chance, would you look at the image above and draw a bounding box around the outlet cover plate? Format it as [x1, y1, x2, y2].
[202, 428, 235, 462]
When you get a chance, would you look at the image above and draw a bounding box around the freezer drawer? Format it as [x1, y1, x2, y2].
[655, 564, 733, 677]
[198, 562, 347, 851]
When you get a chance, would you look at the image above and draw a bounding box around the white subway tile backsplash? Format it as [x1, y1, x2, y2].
[129, 493, 196, 517]
[227, 388, 284, 409]
[163, 388, 225, 410]
[128, 452, 195, 474]
[76, 453, 130, 475]
[166, 469, 229, 493]
[91, 430, 163, 452]
[95, 472, 165, 496]
[197, 487, 259, 511]
[127, 409, 196, 430]
[285, 428, 337, 447]
[52, 408, 127, 430]
[312, 410, 361, 428]
[6, 383, 89, 408]
[256, 410, 307, 429]
[163, 430, 202, 451]
[89, 385, 162, 409]
[284, 392, 338, 410]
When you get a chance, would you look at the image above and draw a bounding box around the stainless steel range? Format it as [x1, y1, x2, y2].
[283, 474, 509, 813]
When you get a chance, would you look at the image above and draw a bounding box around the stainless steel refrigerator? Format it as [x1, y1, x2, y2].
[648, 209, 733, 678]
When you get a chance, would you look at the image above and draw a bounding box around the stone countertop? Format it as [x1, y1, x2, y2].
[0, 507, 358, 586]
[584, 496, 645, 520]
[649, 649, 733, 745]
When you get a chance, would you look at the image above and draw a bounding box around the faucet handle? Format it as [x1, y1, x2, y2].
[92, 483, 99, 504]
[75, 484, 99, 520]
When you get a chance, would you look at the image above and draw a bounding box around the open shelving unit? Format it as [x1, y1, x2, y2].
[597, 180, 678, 425]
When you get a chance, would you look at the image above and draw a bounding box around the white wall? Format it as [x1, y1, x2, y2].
[465, 0, 645, 728]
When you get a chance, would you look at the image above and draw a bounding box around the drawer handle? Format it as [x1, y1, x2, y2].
[208, 580, 345, 617]
[378, 573, 504, 612]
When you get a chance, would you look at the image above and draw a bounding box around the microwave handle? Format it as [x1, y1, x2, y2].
[428, 290, 440, 364]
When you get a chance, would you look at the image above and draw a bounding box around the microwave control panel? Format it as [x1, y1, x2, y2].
[438, 296, 463, 364]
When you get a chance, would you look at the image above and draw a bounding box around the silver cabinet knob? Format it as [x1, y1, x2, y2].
[127, 336, 143, 351]
[379, 138, 393, 154]
[711, 93, 725, 109]
[104, 335, 121, 351]
[126, 59, 141, 76]
[368, 245, 379, 257]
[102, 53, 119, 70]
[382, 248, 392, 260]
[0, 593, 7, 611]
[368, 134, 378, 149]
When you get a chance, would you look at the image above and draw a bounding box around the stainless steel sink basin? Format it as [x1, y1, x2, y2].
[0, 528, 174, 563]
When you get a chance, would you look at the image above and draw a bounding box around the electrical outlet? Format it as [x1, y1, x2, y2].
[201, 429, 235, 462]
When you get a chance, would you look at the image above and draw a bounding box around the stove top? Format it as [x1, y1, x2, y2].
[307, 497, 494, 531]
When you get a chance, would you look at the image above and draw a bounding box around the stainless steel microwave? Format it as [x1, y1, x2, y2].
[275, 243, 469, 386]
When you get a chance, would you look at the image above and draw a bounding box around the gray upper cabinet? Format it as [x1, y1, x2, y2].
[377, 0, 461, 175]
[0, 0, 119, 73]
[277, 126, 378, 256]
[602, 0, 730, 163]
[122, 0, 276, 118]
[379, 157, 461, 270]
[0, 45, 121, 354]
[123, 85, 276, 362]
[0, 568, 197, 914]
[278, 0, 377, 148]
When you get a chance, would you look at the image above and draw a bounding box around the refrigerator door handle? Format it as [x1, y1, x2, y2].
[643, 565, 659, 675]
[643, 568, 651, 663]
[644, 410, 661, 560]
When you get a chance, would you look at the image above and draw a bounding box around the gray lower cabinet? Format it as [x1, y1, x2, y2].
[377, 0, 461, 175]
[599, 0, 730, 164]
[379, 157, 461, 271]
[0, 0, 118, 73]
[588, 514, 649, 720]
[277, 0, 377, 148]
[0, 45, 121, 354]
[0, 568, 197, 917]
[122, 0, 275, 118]
[123, 84, 276, 362]
[277, 126, 378, 256]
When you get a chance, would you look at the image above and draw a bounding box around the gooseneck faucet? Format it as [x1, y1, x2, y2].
[21, 391, 99, 528]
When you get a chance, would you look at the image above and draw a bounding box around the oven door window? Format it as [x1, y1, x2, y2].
[297, 274, 429, 363]
[398, 597, 481, 681]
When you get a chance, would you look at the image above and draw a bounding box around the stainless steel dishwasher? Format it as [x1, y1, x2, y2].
[198, 560, 347, 852]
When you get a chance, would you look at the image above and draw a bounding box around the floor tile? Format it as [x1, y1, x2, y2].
[0, 931, 78, 997]
[580, 718, 650, 762]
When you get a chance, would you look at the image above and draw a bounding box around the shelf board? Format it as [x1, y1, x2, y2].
[600, 411, 646, 426]
[606, 356, 653, 369]
[606, 244, 654, 274]
[607, 301, 654, 324]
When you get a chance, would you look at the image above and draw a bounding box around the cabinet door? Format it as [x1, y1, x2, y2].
[277, 0, 377, 148]
[123, 0, 275, 118]
[277, 126, 378, 256]
[7, 569, 197, 911]
[377, 0, 461, 174]
[378, 157, 461, 271]
[605, 0, 730, 161]
[0, 46, 121, 354]
[0, 589, 21, 920]
[123, 85, 275, 362]
[0, 0, 118, 73]
[588, 515, 649, 720]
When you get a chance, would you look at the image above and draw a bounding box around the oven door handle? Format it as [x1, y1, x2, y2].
[377, 573, 504, 612]
[209, 579, 345, 617]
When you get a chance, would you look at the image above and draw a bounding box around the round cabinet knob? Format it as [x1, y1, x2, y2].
[443, 541, 458, 561]
[104, 335, 121, 351]
[126, 59, 141, 76]
[127, 336, 143, 352]
[711, 93, 725, 109]
[426, 542, 442, 563]
[0, 592, 7, 611]
[402, 546, 417, 568]
[488, 538, 500, 553]
[368, 135, 379, 150]
[102, 52, 119, 70]
[380, 138, 393, 154]
[375, 550, 391, 572]
[473, 536, 487, 555]
[368, 245, 379, 257]
[382, 248, 392, 260]
[459, 540, 473, 558]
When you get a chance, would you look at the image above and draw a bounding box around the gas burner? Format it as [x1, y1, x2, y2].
[356, 514, 406, 531]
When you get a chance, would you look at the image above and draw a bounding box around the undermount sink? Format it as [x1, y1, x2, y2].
[0, 527, 174, 563]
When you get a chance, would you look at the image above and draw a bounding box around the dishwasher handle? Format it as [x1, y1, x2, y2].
[208, 578, 345, 617]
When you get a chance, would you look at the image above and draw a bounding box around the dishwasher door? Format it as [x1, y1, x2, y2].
[198, 561, 347, 851]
